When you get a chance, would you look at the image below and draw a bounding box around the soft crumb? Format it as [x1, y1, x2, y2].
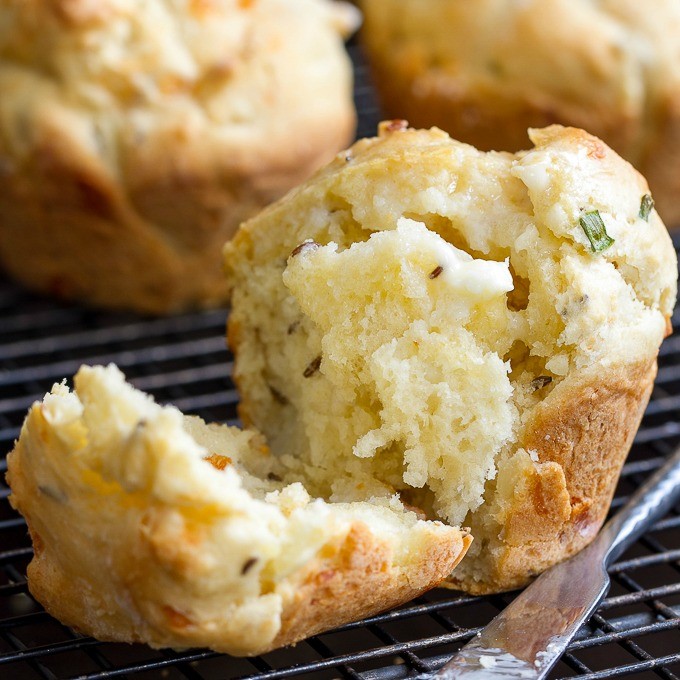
[7, 364, 468, 656]
[225, 122, 676, 592]
[281, 218, 515, 525]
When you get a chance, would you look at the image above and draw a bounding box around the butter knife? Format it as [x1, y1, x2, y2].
[422, 443, 680, 679]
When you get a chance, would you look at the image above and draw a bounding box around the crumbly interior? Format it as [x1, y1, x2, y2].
[280, 220, 515, 525]
[46, 364, 433, 567]
[225, 125, 677, 587]
[20, 364, 461, 654]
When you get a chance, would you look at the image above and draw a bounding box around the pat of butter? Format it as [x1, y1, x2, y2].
[396, 218, 513, 299]
[512, 151, 552, 193]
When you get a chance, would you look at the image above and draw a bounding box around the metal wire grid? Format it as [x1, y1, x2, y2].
[0, 42, 679, 680]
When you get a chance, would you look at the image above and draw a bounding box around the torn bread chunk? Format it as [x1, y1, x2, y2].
[224, 123, 677, 593]
[6, 365, 469, 656]
[281, 219, 515, 526]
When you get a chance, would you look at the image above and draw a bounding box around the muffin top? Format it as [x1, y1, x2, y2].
[0, 0, 358, 110]
[361, 0, 680, 137]
[0, 0, 359, 175]
[225, 123, 677, 527]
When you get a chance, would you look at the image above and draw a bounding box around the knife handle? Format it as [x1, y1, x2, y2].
[601, 444, 680, 568]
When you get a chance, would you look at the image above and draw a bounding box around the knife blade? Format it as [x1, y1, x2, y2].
[418, 443, 680, 679]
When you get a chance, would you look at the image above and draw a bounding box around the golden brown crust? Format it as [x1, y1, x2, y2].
[451, 358, 657, 594]
[19, 496, 469, 655]
[273, 524, 471, 649]
[18, 486, 469, 655]
[0, 110, 349, 313]
[365, 61, 639, 172]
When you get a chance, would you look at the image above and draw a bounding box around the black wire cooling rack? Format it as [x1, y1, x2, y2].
[1, 43, 680, 680]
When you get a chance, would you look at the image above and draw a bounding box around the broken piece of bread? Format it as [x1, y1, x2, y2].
[224, 122, 677, 593]
[6, 365, 469, 655]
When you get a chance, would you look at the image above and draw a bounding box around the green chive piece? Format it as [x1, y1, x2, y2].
[579, 210, 614, 253]
[639, 194, 654, 221]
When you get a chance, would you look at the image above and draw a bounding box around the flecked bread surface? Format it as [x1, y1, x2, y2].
[225, 122, 677, 593]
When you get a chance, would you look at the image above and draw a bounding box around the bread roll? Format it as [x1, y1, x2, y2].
[359, 0, 680, 227]
[0, 0, 358, 312]
[224, 122, 677, 593]
[7, 364, 468, 655]
[7, 123, 676, 655]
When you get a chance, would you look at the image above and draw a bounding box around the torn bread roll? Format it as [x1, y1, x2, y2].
[359, 0, 680, 226]
[224, 122, 677, 594]
[0, 0, 358, 313]
[6, 365, 469, 655]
